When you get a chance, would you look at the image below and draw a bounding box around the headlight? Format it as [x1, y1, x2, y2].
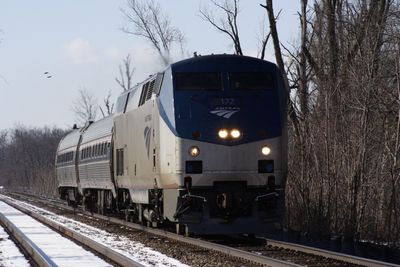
[218, 129, 228, 139]
[261, 146, 271, 155]
[230, 129, 241, 139]
[189, 146, 200, 157]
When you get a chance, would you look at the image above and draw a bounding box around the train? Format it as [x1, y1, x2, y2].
[55, 54, 288, 235]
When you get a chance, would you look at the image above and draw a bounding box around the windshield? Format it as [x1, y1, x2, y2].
[174, 72, 223, 91]
[229, 72, 274, 90]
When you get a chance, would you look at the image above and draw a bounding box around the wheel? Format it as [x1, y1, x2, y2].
[176, 223, 183, 235]
[175, 223, 190, 236]
[184, 225, 190, 237]
[65, 194, 71, 206]
[124, 209, 129, 221]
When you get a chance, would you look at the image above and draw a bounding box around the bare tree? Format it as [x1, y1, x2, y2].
[298, 0, 309, 119]
[72, 88, 98, 125]
[0, 126, 65, 196]
[121, 0, 185, 65]
[0, 131, 7, 185]
[200, 0, 243, 55]
[200, 0, 271, 57]
[277, 0, 400, 243]
[257, 17, 271, 60]
[261, 0, 300, 137]
[101, 54, 134, 119]
[99, 90, 115, 118]
[116, 54, 135, 92]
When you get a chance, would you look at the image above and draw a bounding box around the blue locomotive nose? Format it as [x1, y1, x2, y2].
[171, 56, 283, 145]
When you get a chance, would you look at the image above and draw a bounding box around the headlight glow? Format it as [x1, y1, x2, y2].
[230, 129, 241, 139]
[262, 146, 271, 155]
[189, 146, 200, 157]
[218, 129, 228, 139]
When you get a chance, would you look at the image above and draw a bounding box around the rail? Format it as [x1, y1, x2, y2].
[6, 192, 400, 267]
[0, 196, 145, 267]
[0, 211, 57, 267]
[263, 238, 400, 267]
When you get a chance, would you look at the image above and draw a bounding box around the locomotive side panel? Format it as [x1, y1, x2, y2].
[156, 69, 185, 220]
[158, 105, 185, 221]
[115, 102, 155, 187]
[156, 68, 182, 187]
[114, 76, 165, 204]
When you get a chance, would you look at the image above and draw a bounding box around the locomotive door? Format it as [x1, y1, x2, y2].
[151, 100, 158, 174]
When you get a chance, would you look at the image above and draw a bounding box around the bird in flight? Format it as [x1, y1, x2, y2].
[43, 72, 52, 78]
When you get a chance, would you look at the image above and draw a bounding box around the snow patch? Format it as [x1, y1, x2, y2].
[0, 226, 30, 267]
[0, 196, 189, 267]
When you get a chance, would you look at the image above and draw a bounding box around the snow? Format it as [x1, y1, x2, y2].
[0, 200, 111, 266]
[0, 225, 30, 267]
[0, 196, 189, 267]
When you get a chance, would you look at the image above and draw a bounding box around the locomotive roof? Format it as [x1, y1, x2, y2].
[171, 54, 277, 72]
[115, 55, 277, 100]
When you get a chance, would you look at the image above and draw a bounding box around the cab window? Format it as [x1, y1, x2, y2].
[229, 72, 274, 90]
[174, 72, 222, 91]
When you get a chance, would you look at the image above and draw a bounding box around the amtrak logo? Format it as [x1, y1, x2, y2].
[144, 126, 151, 158]
[210, 108, 240, 119]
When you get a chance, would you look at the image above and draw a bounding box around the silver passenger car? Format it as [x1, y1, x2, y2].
[78, 116, 115, 211]
[55, 128, 80, 202]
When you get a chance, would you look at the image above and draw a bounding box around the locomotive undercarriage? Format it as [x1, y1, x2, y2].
[114, 181, 284, 235]
[59, 187, 80, 207]
[81, 189, 116, 215]
[117, 189, 164, 228]
[62, 182, 283, 236]
[173, 182, 284, 235]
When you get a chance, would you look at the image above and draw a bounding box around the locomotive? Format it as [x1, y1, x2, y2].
[56, 54, 288, 235]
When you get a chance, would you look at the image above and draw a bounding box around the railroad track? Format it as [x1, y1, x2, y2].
[0, 196, 146, 267]
[0, 221, 31, 266]
[4, 191, 400, 267]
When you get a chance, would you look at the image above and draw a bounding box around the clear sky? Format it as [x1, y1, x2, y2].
[0, 0, 300, 130]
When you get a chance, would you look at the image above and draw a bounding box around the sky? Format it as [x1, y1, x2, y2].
[0, 0, 300, 130]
